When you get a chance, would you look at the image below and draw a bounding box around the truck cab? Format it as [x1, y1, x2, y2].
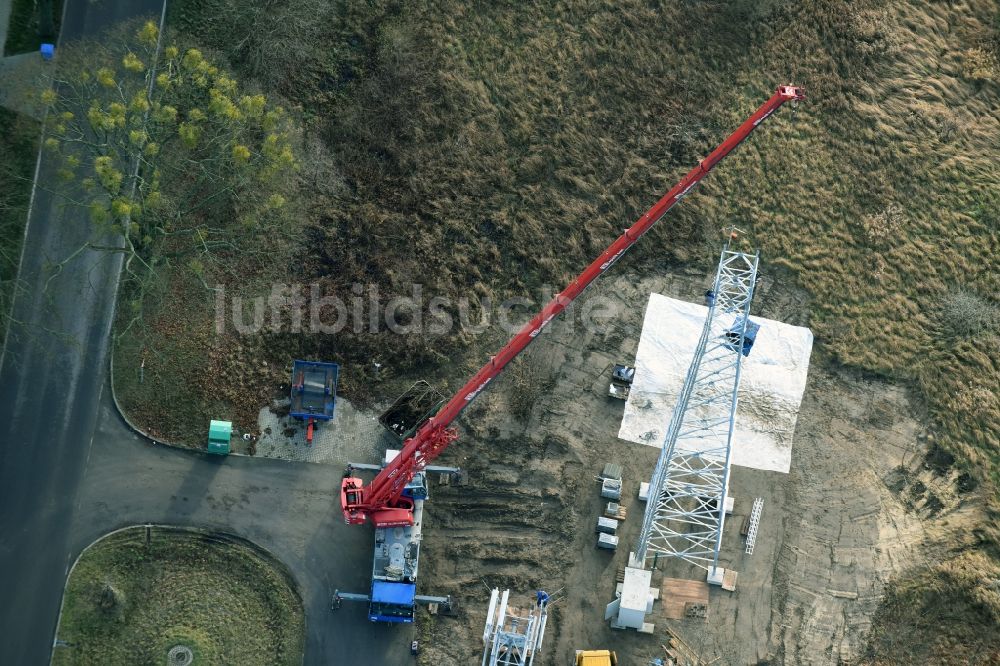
[368, 581, 416, 623]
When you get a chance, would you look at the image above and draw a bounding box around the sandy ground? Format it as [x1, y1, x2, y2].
[404, 259, 984, 665]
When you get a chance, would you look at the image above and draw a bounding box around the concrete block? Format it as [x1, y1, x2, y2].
[597, 533, 619, 550]
[707, 567, 726, 586]
[617, 567, 652, 629]
[596, 516, 619, 534]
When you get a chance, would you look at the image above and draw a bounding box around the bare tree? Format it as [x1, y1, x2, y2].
[38, 20, 301, 332]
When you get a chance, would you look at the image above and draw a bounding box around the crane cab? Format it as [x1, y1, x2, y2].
[368, 581, 416, 623]
[340, 476, 416, 527]
[341, 477, 367, 525]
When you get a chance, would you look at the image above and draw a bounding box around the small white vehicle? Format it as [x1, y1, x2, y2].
[608, 364, 634, 400]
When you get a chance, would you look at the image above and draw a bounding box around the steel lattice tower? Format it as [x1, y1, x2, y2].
[634, 246, 759, 573]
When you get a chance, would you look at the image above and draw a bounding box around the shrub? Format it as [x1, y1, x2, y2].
[940, 288, 999, 337]
[962, 47, 999, 81]
[862, 204, 905, 245]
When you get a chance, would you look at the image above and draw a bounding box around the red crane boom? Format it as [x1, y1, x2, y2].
[341, 85, 804, 527]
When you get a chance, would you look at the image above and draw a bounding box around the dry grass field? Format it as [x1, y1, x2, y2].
[865, 551, 1000, 663]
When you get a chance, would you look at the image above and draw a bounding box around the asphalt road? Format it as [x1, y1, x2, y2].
[0, 1, 412, 663]
[74, 399, 414, 664]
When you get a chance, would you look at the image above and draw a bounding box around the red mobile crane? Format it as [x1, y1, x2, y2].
[341, 85, 804, 529]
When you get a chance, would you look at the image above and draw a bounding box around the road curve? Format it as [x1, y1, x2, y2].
[0, 1, 412, 663]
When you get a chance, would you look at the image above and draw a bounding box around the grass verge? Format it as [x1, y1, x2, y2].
[52, 526, 304, 666]
[0, 108, 38, 346]
[3, 0, 64, 55]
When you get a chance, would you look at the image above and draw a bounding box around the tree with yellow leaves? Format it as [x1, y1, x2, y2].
[39, 19, 299, 321]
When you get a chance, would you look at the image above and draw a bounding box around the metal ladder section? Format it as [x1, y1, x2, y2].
[745, 497, 764, 555]
[482, 589, 548, 666]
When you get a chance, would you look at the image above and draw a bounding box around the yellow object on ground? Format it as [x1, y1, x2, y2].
[576, 649, 617, 666]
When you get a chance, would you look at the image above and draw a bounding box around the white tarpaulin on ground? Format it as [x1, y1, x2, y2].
[618, 293, 813, 474]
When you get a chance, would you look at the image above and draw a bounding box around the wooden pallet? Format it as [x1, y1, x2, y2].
[661, 578, 710, 621]
[740, 515, 751, 537]
[604, 502, 627, 520]
[722, 569, 738, 592]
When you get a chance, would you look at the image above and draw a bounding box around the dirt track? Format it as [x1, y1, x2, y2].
[410, 260, 984, 665]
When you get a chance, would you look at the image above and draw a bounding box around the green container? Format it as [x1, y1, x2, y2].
[208, 420, 232, 455]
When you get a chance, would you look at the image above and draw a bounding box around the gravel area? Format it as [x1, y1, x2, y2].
[253, 396, 392, 465]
